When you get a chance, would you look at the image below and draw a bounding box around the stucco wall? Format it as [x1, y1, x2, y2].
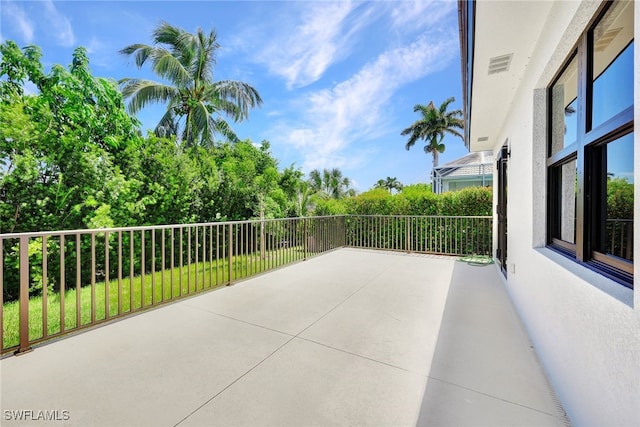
[489, 1, 640, 425]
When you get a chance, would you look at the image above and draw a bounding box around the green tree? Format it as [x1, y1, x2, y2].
[374, 177, 403, 194]
[211, 140, 286, 220]
[401, 97, 463, 169]
[119, 21, 262, 147]
[607, 177, 634, 220]
[0, 41, 140, 233]
[308, 168, 355, 199]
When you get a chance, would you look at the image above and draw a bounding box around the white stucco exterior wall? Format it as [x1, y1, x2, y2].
[486, 1, 640, 425]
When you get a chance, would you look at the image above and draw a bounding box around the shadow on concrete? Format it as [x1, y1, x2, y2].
[416, 261, 570, 427]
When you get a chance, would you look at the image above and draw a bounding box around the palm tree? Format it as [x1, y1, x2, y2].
[401, 97, 463, 170]
[119, 21, 262, 147]
[375, 177, 403, 193]
[308, 168, 354, 199]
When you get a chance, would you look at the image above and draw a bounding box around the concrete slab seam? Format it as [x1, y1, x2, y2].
[296, 336, 423, 376]
[172, 254, 404, 426]
[179, 302, 297, 338]
[172, 335, 298, 427]
[424, 375, 566, 420]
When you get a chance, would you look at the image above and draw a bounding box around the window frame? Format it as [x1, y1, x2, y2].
[546, 0, 634, 289]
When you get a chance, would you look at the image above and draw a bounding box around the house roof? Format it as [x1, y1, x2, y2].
[434, 150, 493, 178]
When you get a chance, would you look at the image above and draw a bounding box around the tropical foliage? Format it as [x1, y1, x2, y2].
[0, 41, 141, 233]
[119, 21, 262, 147]
[0, 40, 306, 236]
[401, 97, 464, 170]
[315, 185, 493, 217]
[607, 177, 634, 220]
[374, 177, 403, 193]
[308, 168, 356, 199]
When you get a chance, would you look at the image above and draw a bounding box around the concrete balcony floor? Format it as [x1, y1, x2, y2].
[1, 248, 570, 426]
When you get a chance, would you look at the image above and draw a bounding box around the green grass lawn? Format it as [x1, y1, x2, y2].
[2, 247, 306, 351]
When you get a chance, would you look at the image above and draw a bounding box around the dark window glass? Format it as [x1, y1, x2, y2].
[591, 1, 634, 129]
[596, 132, 634, 262]
[547, 0, 634, 287]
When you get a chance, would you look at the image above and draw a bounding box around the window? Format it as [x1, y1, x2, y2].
[547, 0, 634, 288]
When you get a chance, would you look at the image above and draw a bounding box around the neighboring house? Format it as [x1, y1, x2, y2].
[432, 150, 493, 193]
[459, 1, 638, 426]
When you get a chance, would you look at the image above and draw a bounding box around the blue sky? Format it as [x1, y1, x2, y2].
[0, 0, 468, 191]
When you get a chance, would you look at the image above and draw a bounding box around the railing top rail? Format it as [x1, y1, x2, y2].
[0, 214, 491, 239]
[0, 215, 348, 239]
[347, 215, 492, 219]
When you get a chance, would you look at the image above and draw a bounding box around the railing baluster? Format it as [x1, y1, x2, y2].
[170, 228, 175, 300]
[161, 228, 166, 302]
[60, 234, 67, 333]
[91, 232, 96, 323]
[209, 225, 213, 287]
[42, 236, 48, 339]
[129, 230, 134, 312]
[216, 225, 220, 286]
[179, 227, 183, 297]
[117, 231, 122, 315]
[227, 223, 233, 285]
[151, 230, 156, 304]
[16, 236, 31, 354]
[195, 226, 199, 290]
[105, 232, 110, 320]
[1, 238, 4, 351]
[76, 234, 81, 327]
[194, 225, 200, 292]
[187, 226, 191, 294]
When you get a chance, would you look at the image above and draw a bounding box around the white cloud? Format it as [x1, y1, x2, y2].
[391, 0, 457, 32]
[275, 29, 458, 172]
[42, 0, 75, 47]
[84, 36, 114, 69]
[3, 1, 35, 43]
[255, 1, 360, 89]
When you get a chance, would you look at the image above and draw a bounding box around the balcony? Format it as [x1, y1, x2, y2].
[1, 216, 569, 426]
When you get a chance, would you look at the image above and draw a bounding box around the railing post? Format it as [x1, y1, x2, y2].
[16, 236, 32, 355]
[260, 217, 266, 260]
[303, 218, 308, 261]
[227, 223, 233, 285]
[405, 217, 410, 252]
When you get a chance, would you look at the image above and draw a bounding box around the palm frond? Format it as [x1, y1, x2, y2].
[188, 101, 216, 147]
[209, 80, 263, 120]
[153, 21, 184, 46]
[119, 43, 155, 68]
[149, 48, 191, 87]
[118, 79, 178, 114]
[191, 27, 219, 83]
[213, 117, 240, 143]
[155, 107, 179, 139]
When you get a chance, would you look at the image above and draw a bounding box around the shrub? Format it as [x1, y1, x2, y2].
[313, 198, 347, 216]
[344, 189, 395, 215]
[335, 185, 493, 217]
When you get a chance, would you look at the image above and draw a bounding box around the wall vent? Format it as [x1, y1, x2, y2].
[595, 27, 622, 52]
[477, 136, 489, 142]
[488, 54, 513, 75]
